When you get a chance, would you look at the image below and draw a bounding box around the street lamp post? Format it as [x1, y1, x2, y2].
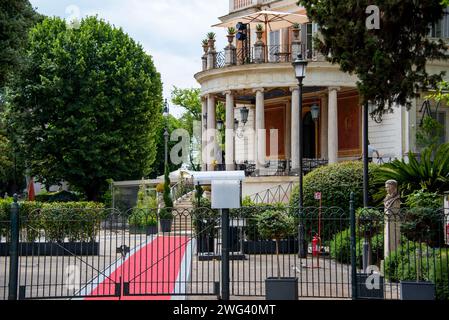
[163, 99, 170, 169]
[292, 54, 308, 259]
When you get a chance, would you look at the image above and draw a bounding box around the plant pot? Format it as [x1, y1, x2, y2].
[197, 234, 215, 253]
[130, 225, 158, 235]
[0, 242, 100, 256]
[400, 281, 435, 300]
[292, 28, 300, 41]
[160, 219, 173, 233]
[227, 35, 235, 45]
[265, 277, 298, 301]
[356, 273, 384, 300]
[243, 239, 297, 254]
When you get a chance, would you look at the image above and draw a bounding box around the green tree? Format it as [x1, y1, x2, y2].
[298, 0, 448, 113]
[416, 115, 444, 150]
[0, 0, 42, 88]
[171, 87, 225, 170]
[7, 17, 163, 201]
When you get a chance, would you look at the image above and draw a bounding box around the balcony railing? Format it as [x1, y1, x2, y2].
[212, 44, 320, 70]
[217, 159, 329, 177]
[231, 0, 277, 12]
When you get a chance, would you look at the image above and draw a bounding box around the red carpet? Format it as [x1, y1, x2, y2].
[85, 236, 189, 300]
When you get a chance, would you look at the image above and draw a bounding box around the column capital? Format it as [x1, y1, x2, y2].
[252, 88, 265, 94]
[223, 90, 234, 96]
[289, 86, 300, 93]
[328, 87, 341, 93]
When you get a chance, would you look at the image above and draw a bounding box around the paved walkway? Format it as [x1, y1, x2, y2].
[83, 235, 192, 300]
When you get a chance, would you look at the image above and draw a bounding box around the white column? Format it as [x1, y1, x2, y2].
[328, 87, 340, 164]
[290, 87, 300, 170]
[254, 88, 266, 170]
[207, 94, 216, 170]
[285, 100, 291, 162]
[320, 95, 328, 160]
[225, 91, 235, 171]
[201, 97, 207, 171]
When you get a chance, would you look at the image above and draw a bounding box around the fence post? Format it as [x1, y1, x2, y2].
[350, 192, 358, 300]
[8, 194, 20, 300]
[221, 208, 230, 301]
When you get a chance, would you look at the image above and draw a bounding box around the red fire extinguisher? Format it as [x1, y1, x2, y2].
[312, 235, 320, 257]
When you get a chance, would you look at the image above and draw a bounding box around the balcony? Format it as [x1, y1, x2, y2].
[204, 43, 320, 72]
[231, 0, 279, 12]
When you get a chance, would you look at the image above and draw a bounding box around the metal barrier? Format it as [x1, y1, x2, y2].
[1, 199, 448, 300]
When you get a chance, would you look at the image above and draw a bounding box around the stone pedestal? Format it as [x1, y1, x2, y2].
[384, 180, 401, 259]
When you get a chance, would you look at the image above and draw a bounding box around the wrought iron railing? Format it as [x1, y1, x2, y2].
[247, 182, 295, 204]
[212, 43, 319, 70]
[235, 159, 328, 177]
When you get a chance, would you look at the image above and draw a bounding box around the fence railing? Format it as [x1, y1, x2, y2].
[1, 199, 448, 300]
[248, 182, 295, 205]
[213, 43, 320, 70]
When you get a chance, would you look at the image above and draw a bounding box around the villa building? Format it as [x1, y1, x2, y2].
[194, 0, 449, 197]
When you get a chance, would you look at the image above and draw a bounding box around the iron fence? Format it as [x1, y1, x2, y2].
[1, 200, 448, 300]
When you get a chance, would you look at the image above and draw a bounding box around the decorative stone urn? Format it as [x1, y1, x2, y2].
[225, 33, 236, 66]
[254, 26, 265, 63]
[291, 24, 302, 60]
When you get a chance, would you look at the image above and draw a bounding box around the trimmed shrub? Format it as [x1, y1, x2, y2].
[329, 228, 384, 267]
[0, 201, 105, 242]
[290, 161, 380, 210]
[385, 243, 449, 300]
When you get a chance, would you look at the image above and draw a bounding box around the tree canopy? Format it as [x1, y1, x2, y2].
[0, 0, 42, 88]
[6, 16, 163, 200]
[298, 0, 449, 114]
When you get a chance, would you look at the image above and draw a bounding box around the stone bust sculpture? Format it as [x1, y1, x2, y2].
[384, 180, 401, 212]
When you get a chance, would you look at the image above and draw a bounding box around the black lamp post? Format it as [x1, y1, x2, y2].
[292, 54, 308, 208]
[292, 54, 308, 259]
[163, 99, 170, 169]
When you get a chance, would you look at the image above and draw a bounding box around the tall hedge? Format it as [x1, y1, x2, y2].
[0, 200, 106, 242]
[290, 161, 380, 211]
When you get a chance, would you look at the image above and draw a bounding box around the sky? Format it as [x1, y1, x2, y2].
[29, 0, 229, 117]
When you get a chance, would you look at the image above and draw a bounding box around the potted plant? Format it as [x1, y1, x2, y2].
[292, 23, 301, 41]
[257, 209, 297, 300]
[193, 195, 219, 254]
[397, 191, 442, 300]
[207, 32, 216, 49]
[255, 24, 264, 42]
[227, 27, 236, 44]
[160, 164, 174, 233]
[355, 208, 385, 299]
[129, 209, 158, 235]
[202, 38, 209, 54]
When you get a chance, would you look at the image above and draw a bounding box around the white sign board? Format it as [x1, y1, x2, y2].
[211, 180, 241, 209]
[314, 192, 322, 200]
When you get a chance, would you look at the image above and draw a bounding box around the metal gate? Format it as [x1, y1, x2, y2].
[0, 203, 221, 300]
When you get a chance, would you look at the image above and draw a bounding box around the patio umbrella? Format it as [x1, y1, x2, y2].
[212, 10, 309, 61]
[212, 10, 309, 31]
[27, 177, 35, 201]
